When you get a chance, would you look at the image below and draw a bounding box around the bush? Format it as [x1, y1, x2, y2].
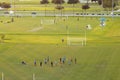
[40, 0, 49, 4]
[55, 6, 64, 10]
[82, 4, 90, 10]
[0, 2, 11, 8]
[31, 12, 36, 15]
[52, 0, 65, 4]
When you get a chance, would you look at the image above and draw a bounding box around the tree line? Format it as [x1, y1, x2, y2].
[0, 0, 119, 10]
[40, 0, 118, 9]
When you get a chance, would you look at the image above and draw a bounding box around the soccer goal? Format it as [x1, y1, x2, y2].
[66, 28, 86, 46]
[67, 37, 86, 46]
[41, 19, 55, 25]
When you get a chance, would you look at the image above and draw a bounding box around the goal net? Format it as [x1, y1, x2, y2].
[41, 19, 55, 25]
[66, 27, 86, 46]
[67, 37, 86, 46]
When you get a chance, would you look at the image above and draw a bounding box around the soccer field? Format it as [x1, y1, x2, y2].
[0, 16, 120, 80]
[0, 16, 119, 44]
[0, 44, 120, 80]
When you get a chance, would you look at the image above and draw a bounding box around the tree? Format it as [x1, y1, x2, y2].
[55, 6, 64, 10]
[82, 4, 90, 14]
[0, 3, 2, 7]
[52, 0, 65, 17]
[52, 0, 65, 4]
[98, 0, 102, 5]
[67, 0, 79, 16]
[40, 0, 49, 4]
[102, 0, 116, 8]
[67, 0, 79, 4]
[40, 0, 49, 16]
[115, 0, 119, 5]
[82, 4, 90, 11]
[55, 5, 64, 16]
[91, 0, 98, 3]
[0, 2, 11, 9]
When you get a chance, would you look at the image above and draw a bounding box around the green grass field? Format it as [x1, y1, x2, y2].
[0, 16, 120, 80]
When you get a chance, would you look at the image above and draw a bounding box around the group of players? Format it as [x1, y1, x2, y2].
[22, 56, 77, 67]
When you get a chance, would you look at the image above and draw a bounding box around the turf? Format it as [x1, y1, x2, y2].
[0, 44, 120, 80]
[0, 16, 120, 80]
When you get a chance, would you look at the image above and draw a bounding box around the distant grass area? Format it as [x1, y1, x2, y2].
[12, 4, 103, 12]
[0, 16, 120, 45]
[10, 6, 102, 12]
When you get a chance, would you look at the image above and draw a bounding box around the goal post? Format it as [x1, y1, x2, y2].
[2, 72, 4, 80]
[40, 19, 55, 25]
[67, 37, 85, 46]
[66, 28, 86, 46]
[33, 73, 35, 80]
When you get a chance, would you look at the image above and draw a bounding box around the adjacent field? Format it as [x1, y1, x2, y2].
[0, 16, 120, 44]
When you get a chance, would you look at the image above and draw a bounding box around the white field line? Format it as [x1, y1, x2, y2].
[28, 27, 43, 32]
